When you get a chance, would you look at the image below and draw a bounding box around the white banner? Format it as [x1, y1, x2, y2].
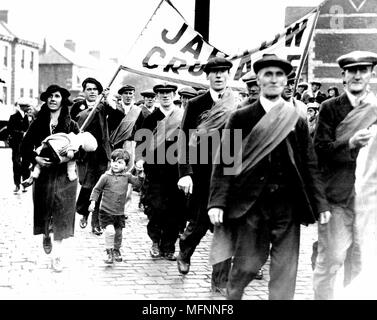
[122, 0, 319, 89]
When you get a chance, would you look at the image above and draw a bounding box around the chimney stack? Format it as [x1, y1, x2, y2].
[64, 39, 76, 52]
[0, 10, 8, 23]
[89, 50, 101, 59]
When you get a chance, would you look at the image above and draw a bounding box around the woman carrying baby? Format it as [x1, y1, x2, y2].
[21, 84, 79, 272]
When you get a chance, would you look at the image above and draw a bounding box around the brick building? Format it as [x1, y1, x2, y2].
[286, 0, 377, 93]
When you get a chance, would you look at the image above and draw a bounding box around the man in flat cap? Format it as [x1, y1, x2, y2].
[7, 97, 32, 193]
[73, 77, 123, 236]
[302, 80, 327, 104]
[313, 50, 377, 299]
[239, 71, 260, 108]
[207, 53, 329, 300]
[282, 71, 307, 116]
[176, 56, 236, 295]
[135, 82, 185, 261]
[294, 82, 309, 101]
[178, 87, 198, 109]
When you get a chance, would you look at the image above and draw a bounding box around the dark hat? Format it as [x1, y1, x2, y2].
[118, 84, 136, 95]
[310, 81, 321, 87]
[337, 51, 377, 70]
[297, 82, 309, 89]
[40, 84, 71, 102]
[242, 71, 258, 85]
[253, 54, 293, 75]
[203, 57, 233, 74]
[82, 77, 103, 94]
[178, 87, 198, 98]
[140, 89, 156, 98]
[153, 82, 178, 93]
[173, 99, 182, 106]
[307, 102, 320, 110]
[0, 78, 5, 84]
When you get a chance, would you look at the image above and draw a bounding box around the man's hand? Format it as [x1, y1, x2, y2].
[177, 175, 193, 195]
[35, 156, 52, 168]
[135, 159, 145, 171]
[349, 128, 373, 149]
[88, 201, 96, 212]
[319, 211, 331, 224]
[208, 208, 224, 226]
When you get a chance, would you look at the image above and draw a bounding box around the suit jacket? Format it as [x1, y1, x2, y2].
[7, 110, 29, 149]
[208, 99, 329, 225]
[178, 91, 221, 219]
[314, 93, 358, 205]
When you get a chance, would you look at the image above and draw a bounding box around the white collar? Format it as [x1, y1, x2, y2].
[209, 88, 226, 102]
[16, 107, 25, 118]
[345, 89, 368, 108]
[122, 101, 133, 114]
[159, 105, 175, 117]
[86, 100, 96, 108]
[260, 95, 285, 113]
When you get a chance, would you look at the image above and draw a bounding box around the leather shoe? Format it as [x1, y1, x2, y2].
[211, 285, 227, 297]
[255, 268, 263, 280]
[162, 252, 177, 261]
[177, 255, 190, 275]
[79, 216, 88, 229]
[43, 234, 52, 254]
[92, 226, 102, 236]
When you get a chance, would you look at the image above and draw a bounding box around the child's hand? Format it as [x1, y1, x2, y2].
[88, 201, 96, 212]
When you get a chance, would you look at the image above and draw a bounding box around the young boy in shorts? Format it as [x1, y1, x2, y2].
[89, 148, 144, 263]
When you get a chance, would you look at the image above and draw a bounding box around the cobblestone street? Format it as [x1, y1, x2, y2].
[0, 148, 320, 300]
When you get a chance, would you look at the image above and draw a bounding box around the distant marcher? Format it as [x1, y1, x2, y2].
[21, 85, 79, 272]
[8, 97, 32, 193]
[307, 102, 320, 138]
[302, 81, 327, 104]
[89, 149, 144, 264]
[178, 87, 198, 109]
[294, 82, 308, 101]
[327, 86, 340, 99]
[239, 71, 260, 107]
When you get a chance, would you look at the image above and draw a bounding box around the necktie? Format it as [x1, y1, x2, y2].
[218, 93, 223, 100]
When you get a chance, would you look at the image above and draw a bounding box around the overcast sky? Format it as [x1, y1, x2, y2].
[2, 0, 324, 59]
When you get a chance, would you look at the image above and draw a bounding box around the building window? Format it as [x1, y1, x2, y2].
[2, 87, 7, 104]
[21, 49, 25, 68]
[4, 46, 8, 67]
[20, 88, 24, 98]
[30, 51, 34, 70]
[29, 88, 33, 98]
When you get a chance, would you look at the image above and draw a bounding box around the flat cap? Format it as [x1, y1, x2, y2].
[307, 102, 320, 110]
[310, 81, 321, 86]
[287, 71, 296, 84]
[153, 82, 178, 93]
[140, 89, 156, 98]
[337, 51, 377, 70]
[118, 85, 135, 94]
[253, 54, 292, 75]
[82, 77, 103, 94]
[178, 87, 198, 98]
[203, 57, 233, 74]
[297, 82, 309, 89]
[241, 71, 257, 85]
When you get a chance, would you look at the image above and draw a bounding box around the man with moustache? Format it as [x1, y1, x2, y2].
[207, 54, 329, 300]
[176, 57, 237, 296]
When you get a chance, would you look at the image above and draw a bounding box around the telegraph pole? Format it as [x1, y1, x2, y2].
[194, 0, 210, 41]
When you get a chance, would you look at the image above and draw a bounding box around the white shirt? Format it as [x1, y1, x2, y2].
[122, 101, 133, 114]
[86, 100, 96, 109]
[260, 95, 285, 113]
[159, 104, 175, 118]
[209, 88, 226, 103]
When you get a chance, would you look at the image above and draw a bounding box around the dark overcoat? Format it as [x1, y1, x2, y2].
[21, 104, 79, 240]
[208, 100, 329, 225]
[178, 91, 219, 221]
[313, 93, 358, 205]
